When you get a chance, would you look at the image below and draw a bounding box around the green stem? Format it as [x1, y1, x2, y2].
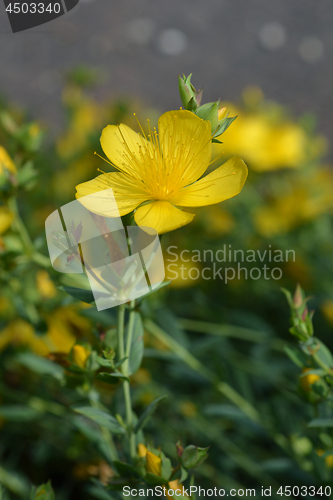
[117, 302, 136, 460]
[8, 196, 34, 253]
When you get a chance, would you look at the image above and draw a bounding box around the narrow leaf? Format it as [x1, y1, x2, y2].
[74, 407, 125, 434]
[134, 395, 167, 433]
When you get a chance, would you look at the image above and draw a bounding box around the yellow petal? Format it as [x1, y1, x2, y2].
[146, 451, 162, 476]
[72, 344, 90, 368]
[158, 110, 212, 187]
[138, 443, 148, 458]
[100, 124, 154, 179]
[0, 146, 16, 174]
[0, 207, 14, 235]
[135, 201, 195, 234]
[169, 156, 248, 207]
[76, 172, 151, 217]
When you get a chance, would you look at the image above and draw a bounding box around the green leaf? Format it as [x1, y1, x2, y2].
[178, 75, 193, 109]
[113, 461, 141, 478]
[284, 346, 307, 368]
[2, 235, 24, 253]
[186, 97, 197, 112]
[74, 407, 125, 434]
[96, 356, 115, 368]
[180, 466, 188, 483]
[58, 286, 95, 304]
[196, 102, 219, 132]
[136, 281, 171, 305]
[181, 445, 209, 469]
[17, 162, 38, 188]
[30, 481, 55, 500]
[308, 418, 333, 428]
[155, 308, 190, 349]
[134, 395, 167, 433]
[127, 312, 144, 376]
[160, 458, 172, 482]
[96, 372, 130, 384]
[0, 405, 42, 422]
[310, 338, 333, 367]
[213, 115, 237, 137]
[87, 485, 116, 499]
[71, 416, 114, 463]
[16, 353, 64, 380]
[144, 472, 168, 486]
[80, 307, 117, 326]
[171, 465, 188, 483]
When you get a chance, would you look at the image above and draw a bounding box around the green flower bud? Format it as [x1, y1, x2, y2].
[178, 74, 202, 111]
[181, 445, 209, 469]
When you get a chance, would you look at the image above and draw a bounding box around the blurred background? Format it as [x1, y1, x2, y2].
[0, 0, 332, 148]
[0, 1, 333, 499]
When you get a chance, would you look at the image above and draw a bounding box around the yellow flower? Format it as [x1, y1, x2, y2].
[0, 319, 49, 355]
[254, 167, 333, 237]
[0, 207, 14, 235]
[0, 146, 16, 175]
[36, 270, 57, 299]
[44, 305, 91, 353]
[180, 401, 197, 417]
[76, 110, 247, 234]
[322, 300, 333, 324]
[212, 93, 327, 172]
[72, 344, 90, 368]
[166, 479, 189, 499]
[138, 443, 148, 458]
[197, 206, 235, 236]
[165, 256, 201, 289]
[146, 450, 162, 476]
[317, 449, 333, 468]
[300, 368, 321, 392]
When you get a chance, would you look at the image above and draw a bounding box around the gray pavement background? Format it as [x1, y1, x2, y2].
[0, 0, 332, 147]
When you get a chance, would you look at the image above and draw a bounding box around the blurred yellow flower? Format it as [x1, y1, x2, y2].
[36, 270, 57, 299]
[300, 368, 320, 393]
[0, 296, 12, 317]
[317, 449, 333, 468]
[214, 112, 306, 171]
[72, 344, 90, 368]
[76, 110, 247, 234]
[254, 168, 333, 237]
[57, 96, 105, 160]
[167, 479, 189, 499]
[213, 91, 327, 172]
[165, 257, 201, 288]
[196, 205, 235, 236]
[0, 146, 16, 175]
[138, 443, 148, 458]
[0, 306, 92, 357]
[52, 155, 97, 200]
[132, 368, 152, 385]
[0, 319, 49, 355]
[28, 123, 41, 139]
[322, 300, 333, 324]
[0, 207, 14, 235]
[180, 401, 197, 417]
[45, 306, 91, 354]
[146, 450, 162, 476]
